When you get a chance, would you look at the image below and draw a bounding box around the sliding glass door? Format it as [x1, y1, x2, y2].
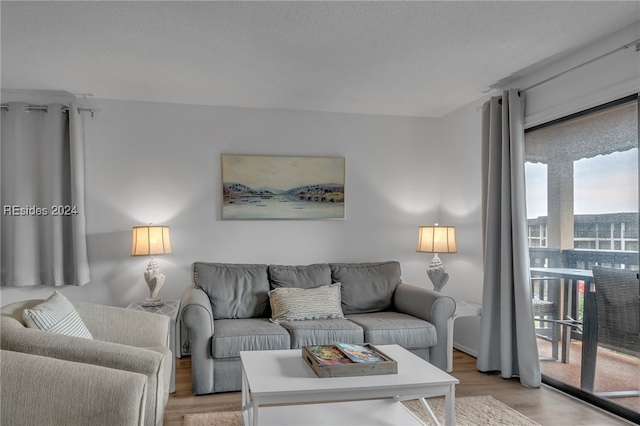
[525, 95, 639, 422]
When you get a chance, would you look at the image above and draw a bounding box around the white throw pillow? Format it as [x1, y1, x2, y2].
[23, 291, 93, 339]
[269, 283, 345, 323]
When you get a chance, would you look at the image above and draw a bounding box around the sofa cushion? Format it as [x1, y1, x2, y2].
[192, 262, 269, 319]
[22, 291, 93, 339]
[269, 283, 344, 323]
[330, 261, 402, 315]
[346, 312, 437, 348]
[280, 319, 364, 349]
[211, 318, 291, 359]
[268, 263, 332, 289]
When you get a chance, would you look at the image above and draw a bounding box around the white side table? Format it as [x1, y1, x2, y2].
[126, 299, 181, 393]
[447, 298, 481, 372]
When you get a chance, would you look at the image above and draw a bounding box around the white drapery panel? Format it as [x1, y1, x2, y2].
[1, 102, 90, 286]
[477, 89, 541, 388]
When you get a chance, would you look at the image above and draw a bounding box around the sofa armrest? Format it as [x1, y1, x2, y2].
[394, 283, 456, 370]
[180, 286, 214, 336]
[394, 283, 456, 322]
[74, 302, 170, 348]
[180, 286, 215, 394]
[1, 350, 147, 426]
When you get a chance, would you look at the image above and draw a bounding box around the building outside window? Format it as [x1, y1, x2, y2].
[528, 212, 639, 257]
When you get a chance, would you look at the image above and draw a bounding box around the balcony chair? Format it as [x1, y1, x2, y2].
[0, 298, 171, 426]
[533, 296, 559, 360]
[532, 275, 582, 362]
[591, 266, 640, 398]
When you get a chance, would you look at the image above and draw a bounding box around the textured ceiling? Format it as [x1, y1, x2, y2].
[1, 1, 639, 117]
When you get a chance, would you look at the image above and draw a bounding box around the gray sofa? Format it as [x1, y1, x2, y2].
[181, 261, 456, 395]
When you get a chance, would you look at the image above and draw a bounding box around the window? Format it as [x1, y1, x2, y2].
[525, 95, 639, 421]
[526, 98, 638, 266]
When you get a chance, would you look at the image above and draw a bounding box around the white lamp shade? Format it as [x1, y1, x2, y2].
[416, 225, 457, 254]
[131, 226, 172, 256]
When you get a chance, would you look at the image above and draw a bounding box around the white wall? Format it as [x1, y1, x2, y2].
[1, 97, 445, 307]
[438, 98, 486, 355]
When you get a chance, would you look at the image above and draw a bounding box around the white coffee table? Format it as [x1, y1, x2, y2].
[240, 344, 459, 426]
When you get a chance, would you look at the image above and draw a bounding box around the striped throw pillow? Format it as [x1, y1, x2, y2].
[269, 283, 344, 324]
[23, 291, 93, 339]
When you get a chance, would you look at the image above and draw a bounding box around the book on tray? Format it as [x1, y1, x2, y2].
[306, 342, 388, 365]
[334, 342, 387, 363]
[305, 345, 353, 365]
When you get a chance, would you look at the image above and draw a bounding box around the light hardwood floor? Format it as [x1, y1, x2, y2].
[164, 350, 631, 426]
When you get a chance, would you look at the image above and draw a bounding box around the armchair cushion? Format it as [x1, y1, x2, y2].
[330, 261, 401, 315]
[22, 291, 93, 339]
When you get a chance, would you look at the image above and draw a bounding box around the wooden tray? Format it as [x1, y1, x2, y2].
[302, 344, 397, 378]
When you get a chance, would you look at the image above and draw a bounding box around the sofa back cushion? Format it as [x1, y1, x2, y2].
[268, 263, 332, 289]
[192, 262, 269, 319]
[330, 261, 402, 315]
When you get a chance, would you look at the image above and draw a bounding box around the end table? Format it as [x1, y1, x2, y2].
[447, 298, 482, 372]
[126, 299, 181, 393]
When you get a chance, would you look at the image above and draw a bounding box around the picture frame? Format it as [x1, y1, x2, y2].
[221, 154, 345, 220]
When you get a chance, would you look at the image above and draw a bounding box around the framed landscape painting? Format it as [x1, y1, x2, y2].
[221, 154, 345, 220]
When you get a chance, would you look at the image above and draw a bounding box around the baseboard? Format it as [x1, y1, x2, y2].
[453, 343, 478, 358]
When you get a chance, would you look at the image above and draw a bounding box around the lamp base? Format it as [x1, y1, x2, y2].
[427, 253, 450, 292]
[143, 258, 165, 307]
[142, 297, 164, 307]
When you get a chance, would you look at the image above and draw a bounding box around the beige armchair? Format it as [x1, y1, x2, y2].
[0, 349, 148, 425]
[0, 299, 171, 426]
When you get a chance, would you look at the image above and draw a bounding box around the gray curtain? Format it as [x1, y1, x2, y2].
[477, 89, 541, 388]
[1, 102, 90, 286]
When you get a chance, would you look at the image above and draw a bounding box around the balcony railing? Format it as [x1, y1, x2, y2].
[530, 247, 639, 348]
[530, 247, 639, 271]
[564, 249, 639, 271]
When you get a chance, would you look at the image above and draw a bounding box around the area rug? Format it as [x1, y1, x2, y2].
[183, 395, 540, 426]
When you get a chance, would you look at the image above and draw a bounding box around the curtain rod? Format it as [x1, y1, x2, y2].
[521, 38, 640, 93]
[0, 104, 98, 117]
[479, 38, 640, 111]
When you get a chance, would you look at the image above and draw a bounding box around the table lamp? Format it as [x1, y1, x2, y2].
[416, 224, 457, 292]
[131, 225, 172, 307]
